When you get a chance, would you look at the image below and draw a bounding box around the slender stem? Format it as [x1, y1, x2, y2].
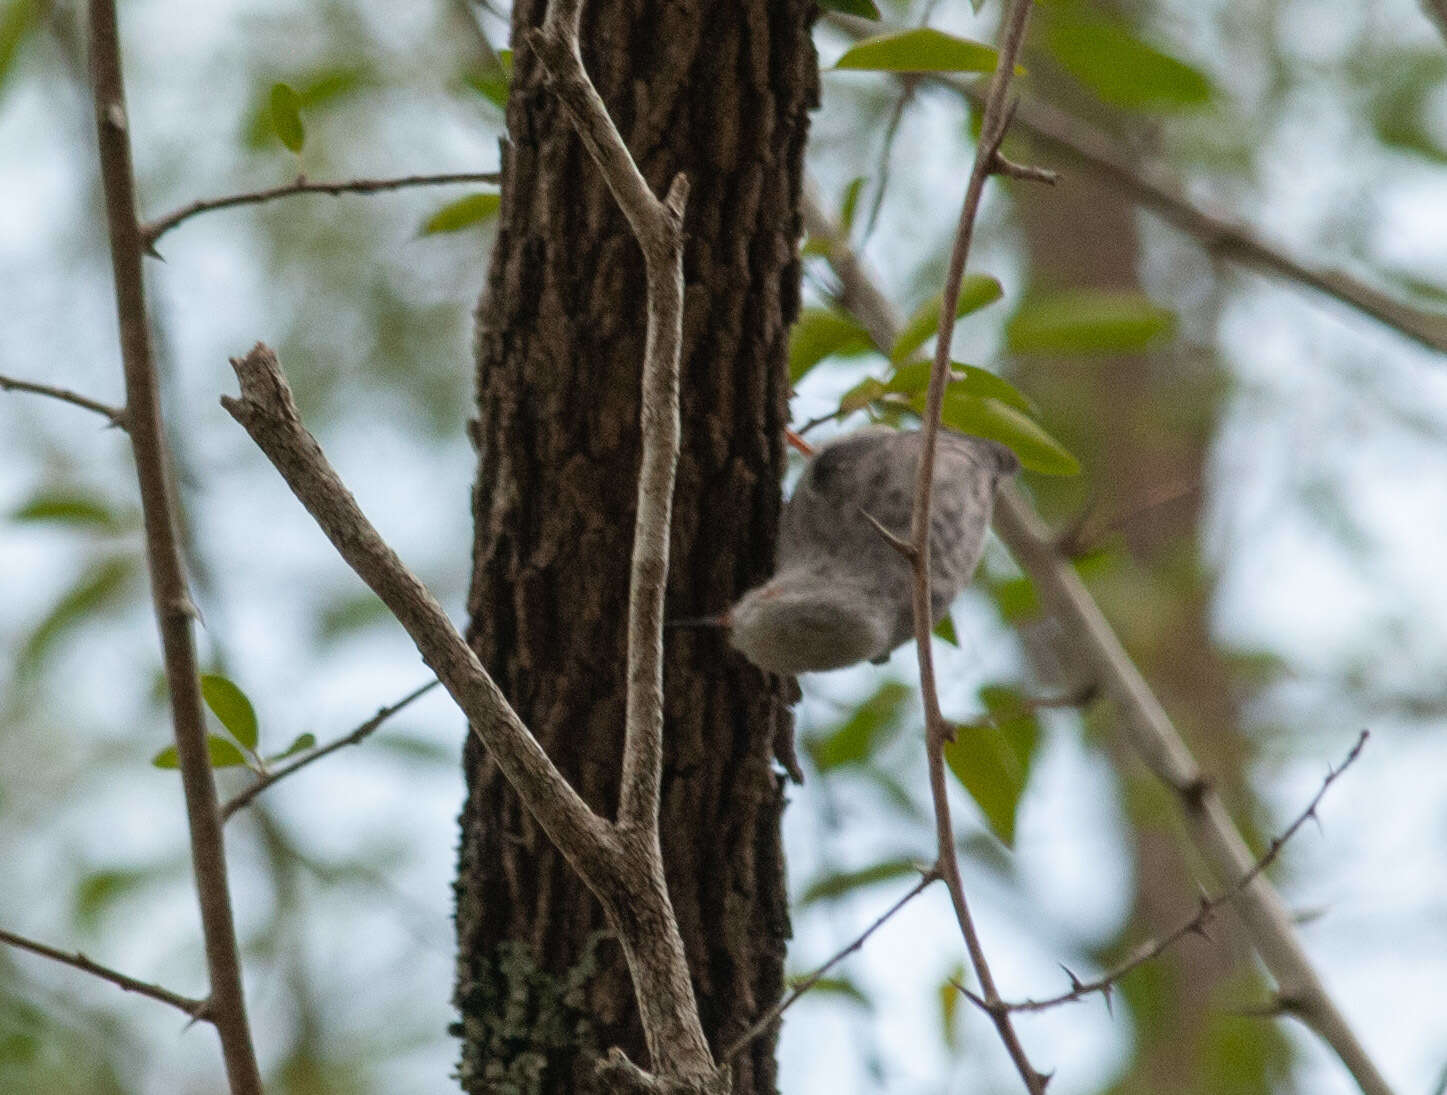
[722, 870, 939, 1062]
[0, 927, 208, 1017]
[221, 680, 438, 823]
[86, 4, 261, 1089]
[142, 171, 501, 251]
[0, 374, 127, 427]
[902, 1, 1047, 1091]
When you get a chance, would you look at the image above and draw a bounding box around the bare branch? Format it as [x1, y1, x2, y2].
[803, 187, 1397, 1095]
[722, 869, 939, 1062]
[87, 2, 262, 1089]
[902, 2, 1048, 1092]
[0, 927, 208, 1018]
[220, 680, 438, 823]
[222, 345, 611, 861]
[0, 373, 127, 428]
[983, 731, 1369, 1014]
[141, 171, 501, 252]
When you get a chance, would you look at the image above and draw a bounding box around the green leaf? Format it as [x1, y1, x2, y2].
[200, 674, 259, 750]
[10, 491, 122, 530]
[269, 82, 305, 153]
[464, 48, 513, 110]
[890, 275, 1004, 363]
[269, 732, 317, 762]
[798, 858, 919, 906]
[942, 688, 1042, 846]
[927, 389, 1080, 476]
[932, 613, 958, 647]
[886, 361, 1037, 415]
[835, 28, 999, 74]
[789, 308, 874, 383]
[839, 176, 867, 234]
[939, 964, 965, 1050]
[986, 575, 1039, 622]
[244, 67, 368, 148]
[74, 868, 155, 932]
[1006, 289, 1175, 355]
[421, 192, 501, 234]
[819, 0, 881, 18]
[789, 976, 873, 1008]
[151, 735, 251, 770]
[1041, 1, 1212, 111]
[21, 557, 134, 671]
[0, 0, 41, 102]
[805, 680, 911, 772]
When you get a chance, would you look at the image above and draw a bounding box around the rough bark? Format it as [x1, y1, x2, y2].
[454, 4, 816, 1092]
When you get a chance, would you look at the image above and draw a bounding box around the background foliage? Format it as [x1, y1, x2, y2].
[1, 0, 1444, 1092]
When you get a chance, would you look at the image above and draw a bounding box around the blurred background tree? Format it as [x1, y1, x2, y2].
[0, 0, 1444, 1093]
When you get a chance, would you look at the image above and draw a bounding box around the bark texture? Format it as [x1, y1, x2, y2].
[454, 4, 817, 1092]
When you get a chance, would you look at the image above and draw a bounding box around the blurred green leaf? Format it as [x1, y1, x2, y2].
[10, 491, 123, 531]
[151, 735, 251, 770]
[986, 574, 1039, 622]
[805, 680, 911, 771]
[819, 0, 881, 18]
[1368, 52, 1447, 163]
[464, 48, 513, 110]
[932, 613, 958, 646]
[1006, 289, 1175, 355]
[839, 175, 867, 233]
[1041, 0, 1212, 110]
[0, 0, 41, 103]
[270, 732, 317, 762]
[789, 308, 874, 383]
[269, 82, 305, 153]
[790, 976, 873, 1008]
[421, 193, 501, 234]
[316, 588, 391, 640]
[835, 28, 999, 74]
[74, 869, 156, 933]
[887, 361, 1037, 415]
[932, 389, 1080, 476]
[798, 858, 919, 906]
[21, 557, 135, 672]
[245, 67, 368, 148]
[942, 687, 1042, 845]
[890, 275, 1003, 363]
[200, 674, 259, 751]
[938, 962, 965, 1051]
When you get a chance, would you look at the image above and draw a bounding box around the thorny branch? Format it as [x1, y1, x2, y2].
[803, 171, 1397, 1095]
[141, 171, 501, 251]
[87, 1, 262, 1090]
[959, 731, 1369, 1016]
[0, 927, 208, 1018]
[904, 0, 1050, 1091]
[220, 680, 439, 823]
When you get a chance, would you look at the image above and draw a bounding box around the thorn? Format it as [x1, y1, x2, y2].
[992, 152, 1059, 186]
[858, 508, 915, 560]
[785, 427, 815, 456]
[1101, 981, 1114, 1017]
[1059, 963, 1084, 992]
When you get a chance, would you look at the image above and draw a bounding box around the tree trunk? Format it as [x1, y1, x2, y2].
[453, 4, 816, 1092]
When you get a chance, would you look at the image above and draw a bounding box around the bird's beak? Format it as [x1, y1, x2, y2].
[665, 612, 731, 630]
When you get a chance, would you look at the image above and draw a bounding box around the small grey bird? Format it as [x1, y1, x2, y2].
[715, 428, 1018, 675]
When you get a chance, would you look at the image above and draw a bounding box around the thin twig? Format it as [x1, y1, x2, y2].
[220, 680, 438, 822]
[904, 2, 1048, 1092]
[141, 171, 501, 251]
[721, 868, 939, 1061]
[800, 188, 1397, 1095]
[0, 373, 127, 428]
[825, 12, 1447, 357]
[974, 731, 1368, 1015]
[0, 927, 210, 1018]
[87, 3, 262, 1090]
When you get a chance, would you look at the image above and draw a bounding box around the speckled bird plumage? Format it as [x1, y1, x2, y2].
[727, 428, 1018, 674]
